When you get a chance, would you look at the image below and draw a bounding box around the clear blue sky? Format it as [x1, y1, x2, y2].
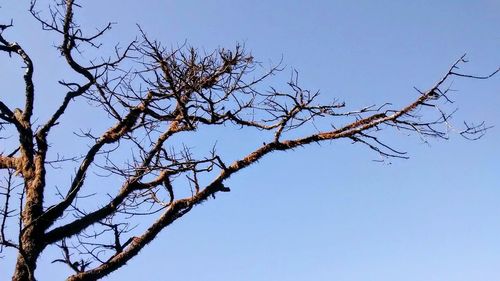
[1, 1, 499, 280]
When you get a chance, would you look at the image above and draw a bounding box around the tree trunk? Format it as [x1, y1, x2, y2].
[11, 221, 43, 281]
[11, 225, 42, 281]
[12, 252, 37, 281]
[11, 173, 45, 281]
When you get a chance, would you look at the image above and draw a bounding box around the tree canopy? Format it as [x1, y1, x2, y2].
[1, 1, 498, 280]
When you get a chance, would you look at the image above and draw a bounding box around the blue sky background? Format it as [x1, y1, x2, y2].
[1, 1, 499, 280]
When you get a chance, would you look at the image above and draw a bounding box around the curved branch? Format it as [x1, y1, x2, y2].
[39, 99, 150, 230]
[44, 123, 187, 244]
[66, 198, 193, 281]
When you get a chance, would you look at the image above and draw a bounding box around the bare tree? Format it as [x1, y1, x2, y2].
[0, 1, 498, 280]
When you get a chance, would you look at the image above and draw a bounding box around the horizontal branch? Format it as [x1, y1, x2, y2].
[0, 155, 18, 170]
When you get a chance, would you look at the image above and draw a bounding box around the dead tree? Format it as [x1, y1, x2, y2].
[0, 1, 498, 280]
